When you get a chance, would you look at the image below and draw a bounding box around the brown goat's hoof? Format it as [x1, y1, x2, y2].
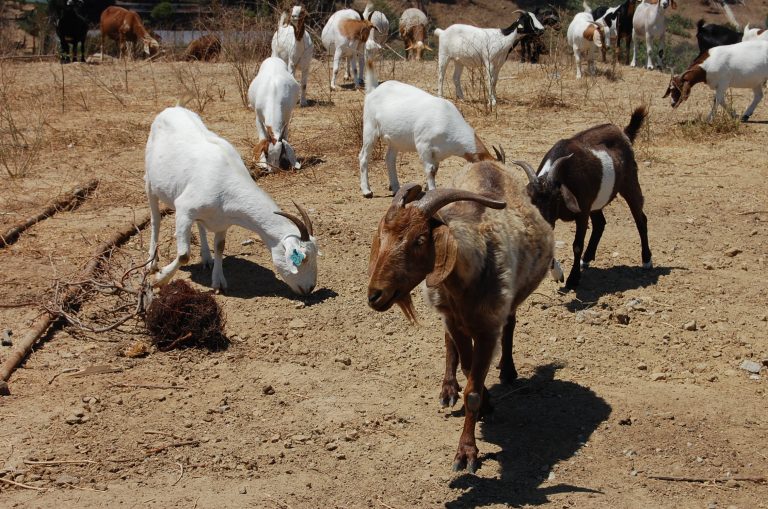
[452, 445, 479, 473]
[440, 380, 461, 408]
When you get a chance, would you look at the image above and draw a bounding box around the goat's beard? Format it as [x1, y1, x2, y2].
[396, 293, 418, 325]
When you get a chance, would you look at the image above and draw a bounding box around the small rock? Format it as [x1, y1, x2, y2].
[683, 320, 697, 331]
[625, 298, 647, 312]
[334, 355, 352, 366]
[93, 484, 108, 491]
[325, 442, 338, 451]
[288, 318, 306, 329]
[749, 374, 760, 381]
[335, 452, 346, 460]
[55, 474, 80, 486]
[65, 415, 82, 425]
[619, 417, 632, 426]
[650, 372, 667, 381]
[614, 313, 630, 325]
[724, 479, 740, 489]
[703, 261, 714, 270]
[0, 381, 9, 396]
[241, 239, 255, 246]
[239, 486, 247, 494]
[344, 430, 359, 441]
[724, 248, 742, 257]
[761, 359, 768, 368]
[739, 359, 762, 374]
[262, 385, 275, 395]
[636, 362, 648, 371]
[708, 375, 718, 382]
[1, 329, 12, 347]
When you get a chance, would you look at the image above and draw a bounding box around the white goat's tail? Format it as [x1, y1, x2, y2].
[278, 12, 288, 27]
[434, 28, 444, 38]
[365, 59, 378, 94]
[722, 3, 740, 30]
[582, 1, 592, 14]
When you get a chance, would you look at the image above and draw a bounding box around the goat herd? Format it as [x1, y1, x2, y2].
[51, 0, 766, 474]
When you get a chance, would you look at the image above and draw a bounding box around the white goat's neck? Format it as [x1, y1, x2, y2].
[228, 184, 295, 249]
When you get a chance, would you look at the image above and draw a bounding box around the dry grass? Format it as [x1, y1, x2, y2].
[0, 62, 46, 178]
[173, 62, 223, 114]
[677, 110, 744, 141]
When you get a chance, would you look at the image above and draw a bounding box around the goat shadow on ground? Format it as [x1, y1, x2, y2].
[559, 264, 680, 311]
[304, 99, 334, 107]
[182, 257, 337, 305]
[447, 363, 611, 508]
[297, 155, 325, 169]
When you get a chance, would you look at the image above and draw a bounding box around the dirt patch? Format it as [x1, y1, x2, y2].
[0, 53, 766, 508]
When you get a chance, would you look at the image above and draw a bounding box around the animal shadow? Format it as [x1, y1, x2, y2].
[183, 257, 337, 304]
[447, 363, 611, 508]
[562, 264, 678, 310]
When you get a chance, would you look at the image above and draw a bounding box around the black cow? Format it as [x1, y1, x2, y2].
[695, 19, 742, 53]
[56, 0, 89, 63]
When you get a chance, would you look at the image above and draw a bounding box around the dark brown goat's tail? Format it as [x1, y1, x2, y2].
[624, 106, 648, 144]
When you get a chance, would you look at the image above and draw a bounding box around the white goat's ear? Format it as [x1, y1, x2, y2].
[594, 29, 603, 48]
[561, 185, 581, 213]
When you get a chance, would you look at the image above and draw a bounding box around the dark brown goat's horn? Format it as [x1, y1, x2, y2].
[547, 153, 574, 183]
[391, 183, 423, 208]
[416, 188, 506, 219]
[510, 160, 538, 183]
[274, 201, 313, 241]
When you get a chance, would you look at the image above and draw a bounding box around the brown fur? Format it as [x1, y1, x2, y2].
[463, 134, 494, 163]
[400, 24, 427, 60]
[663, 52, 709, 107]
[583, 24, 596, 42]
[339, 19, 376, 42]
[100, 6, 157, 59]
[184, 34, 221, 62]
[758, 28, 766, 36]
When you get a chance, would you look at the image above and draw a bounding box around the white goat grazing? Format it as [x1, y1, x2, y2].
[743, 25, 768, 42]
[435, 12, 541, 106]
[247, 57, 301, 172]
[400, 7, 430, 60]
[271, 7, 313, 106]
[567, 8, 610, 78]
[359, 61, 497, 198]
[632, 0, 676, 70]
[145, 106, 318, 295]
[663, 39, 768, 122]
[321, 9, 379, 89]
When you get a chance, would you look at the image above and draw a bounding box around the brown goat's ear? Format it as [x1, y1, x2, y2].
[368, 229, 381, 278]
[560, 185, 581, 213]
[662, 84, 671, 98]
[426, 224, 457, 288]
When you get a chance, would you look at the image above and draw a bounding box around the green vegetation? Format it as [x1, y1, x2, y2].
[666, 14, 694, 37]
[151, 1, 175, 24]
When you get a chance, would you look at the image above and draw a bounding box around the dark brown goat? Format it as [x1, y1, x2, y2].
[184, 34, 221, 62]
[511, 106, 651, 289]
[367, 161, 554, 472]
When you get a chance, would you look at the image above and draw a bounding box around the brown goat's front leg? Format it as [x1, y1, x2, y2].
[440, 332, 462, 408]
[566, 215, 589, 288]
[498, 314, 517, 384]
[453, 332, 495, 473]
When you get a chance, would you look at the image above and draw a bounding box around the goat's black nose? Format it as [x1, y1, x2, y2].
[368, 289, 383, 304]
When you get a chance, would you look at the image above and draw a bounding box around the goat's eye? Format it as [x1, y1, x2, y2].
[414, 235, 426, 247]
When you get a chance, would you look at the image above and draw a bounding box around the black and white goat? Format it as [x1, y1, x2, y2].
[510, 107, 652, 288]
[696, 19, 742, 53]
[515, 7, 560, 64]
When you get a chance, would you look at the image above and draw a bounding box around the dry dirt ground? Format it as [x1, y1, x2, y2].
[0, 51, 767, 509]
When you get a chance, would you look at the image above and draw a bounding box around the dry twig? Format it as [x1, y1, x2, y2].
[0, 476, 46, 491]
[145, 440, 199, 456]
[648, 474, 766, 483]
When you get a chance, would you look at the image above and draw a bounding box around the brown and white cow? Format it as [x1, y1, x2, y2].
[100, 6, 159, 60]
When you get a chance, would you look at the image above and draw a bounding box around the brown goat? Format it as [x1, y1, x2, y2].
[100, 6, 159, 59]
[367, 161, 554, 472]
[184, 34, 221, 62]
[510, 106, 651, 289]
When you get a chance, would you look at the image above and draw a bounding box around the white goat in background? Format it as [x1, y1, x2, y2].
[632, 0, 676, 70]
[145, 106, 318, 295]
[322, 8, 379, 89]
[568, 6, 611, 78]
[271, 6, 313, 106]
[247, 57, 301, 171]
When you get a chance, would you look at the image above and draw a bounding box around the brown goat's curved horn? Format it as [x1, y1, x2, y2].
[416, 188, 506, 218]
[392, 183, 423, 208]
[492, 145, 506, 163]
[509, 9, 526, 16]
[510, 160, 538, 183]
[547, 153, 574, 183]
[292, 201, 313, 237]
[274, 207, 311, 241]
[424, 44, 434, 51]
[405, 44, 414, 51]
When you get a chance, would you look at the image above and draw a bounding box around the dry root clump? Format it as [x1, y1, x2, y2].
[144, 280, 227, 351]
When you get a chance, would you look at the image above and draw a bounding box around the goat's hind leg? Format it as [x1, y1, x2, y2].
[153, 207, 194, 287]
[384, 145, 399, 193]
[211, 230, 228, 292]
[146, 191, 162, 271]
[498, 314, 518, 384]
[197, 222, 213, 268]
[620, 177, 652, 269]
[741, 85, 764, 122]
